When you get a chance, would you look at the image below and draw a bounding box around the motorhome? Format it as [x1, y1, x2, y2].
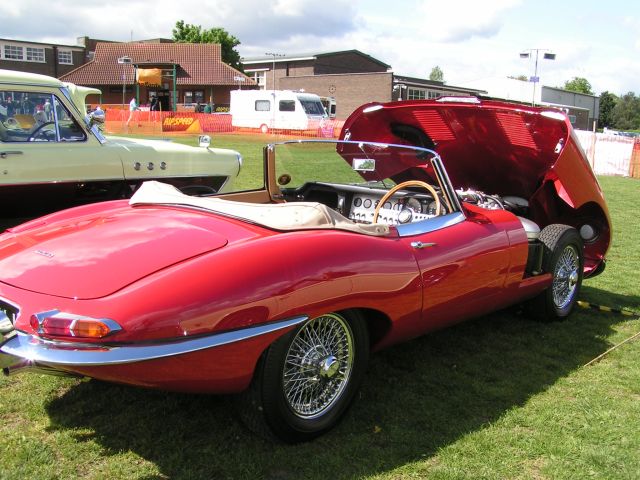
[230, 90, 327, 133]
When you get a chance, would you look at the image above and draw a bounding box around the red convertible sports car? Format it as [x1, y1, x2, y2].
[0, 98, 610, 442]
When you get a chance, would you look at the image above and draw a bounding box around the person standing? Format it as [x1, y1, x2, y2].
[43, 98, 52, 121]
[149, 95, 159, 121]
[127, 97, 138, 126]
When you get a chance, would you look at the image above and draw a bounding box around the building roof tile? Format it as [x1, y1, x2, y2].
[60, 42, 253, 86]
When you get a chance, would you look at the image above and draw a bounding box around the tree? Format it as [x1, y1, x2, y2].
[563, 77, 594, 95]
[508, 75, 529, 81]
[611, 92, 640, 130]
[429, 66, 444, 82]
[598, 91, 618, 129]
[172, 20, 243, 70]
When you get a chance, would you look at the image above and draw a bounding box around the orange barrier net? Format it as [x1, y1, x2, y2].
[103, 109, 344, 138]
[630, 140, 640, 179]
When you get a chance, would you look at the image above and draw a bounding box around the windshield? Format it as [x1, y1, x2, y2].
[268, 140, 461, 228]
[300, 100, 326, 116]
[272, 140, 438, 189]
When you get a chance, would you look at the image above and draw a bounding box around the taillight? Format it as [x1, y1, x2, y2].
[30, 310, 122, 339]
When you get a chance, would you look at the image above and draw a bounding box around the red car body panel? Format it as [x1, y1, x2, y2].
[341, 100, 611, 275]
[0, 98, 610, 397]
[0, 202, 529, 391]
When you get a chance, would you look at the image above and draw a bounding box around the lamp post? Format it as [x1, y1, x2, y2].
[519, 49, 555, 106]
[393, 83, 407, 101]
[265, 52, 284, 91]
[234, 75, 246, 90]
[117, 56, 132, 123]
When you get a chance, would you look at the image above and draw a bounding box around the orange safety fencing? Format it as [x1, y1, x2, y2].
[103, 109, 345, 138]
[631, 140, 640, 179]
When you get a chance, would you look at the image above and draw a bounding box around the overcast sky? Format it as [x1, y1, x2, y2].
[2, 0, 638, 95]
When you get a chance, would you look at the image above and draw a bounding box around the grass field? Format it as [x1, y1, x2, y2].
[0, 135, 638, 479]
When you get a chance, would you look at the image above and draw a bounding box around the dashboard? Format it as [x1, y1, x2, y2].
[349, 192, 439, 224]
[282, 182, 443, 226]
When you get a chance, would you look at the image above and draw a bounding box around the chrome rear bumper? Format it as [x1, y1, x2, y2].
[1, 315, 307, 375]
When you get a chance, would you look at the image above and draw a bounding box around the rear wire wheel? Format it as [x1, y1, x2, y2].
[239, 310, 369, 443]
[528, 224, 584, 321]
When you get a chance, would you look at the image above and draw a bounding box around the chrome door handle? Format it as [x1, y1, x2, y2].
[411, 241, 436, 249]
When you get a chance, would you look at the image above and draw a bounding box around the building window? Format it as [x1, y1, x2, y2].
[428, 90, 441, 99]
[26, 47, 45, 62]
[407, 88, 427, 100]
[58, 50, 73, 65]
[3, 45, 23, 60]
[183, 90, 204, 105]
[2, 44, 46, 62]
[247, 71, 267, 90]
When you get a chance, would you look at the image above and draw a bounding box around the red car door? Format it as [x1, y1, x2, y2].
[400, 210, 515, 332]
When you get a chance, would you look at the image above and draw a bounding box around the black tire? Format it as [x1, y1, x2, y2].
[238, 310, 369, 443]
[528, 224, 584, 321]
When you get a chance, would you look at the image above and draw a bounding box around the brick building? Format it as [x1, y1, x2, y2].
[60, 42, 254, 111]
[0, 38, 85, 78]
[243, 50, 485, 120]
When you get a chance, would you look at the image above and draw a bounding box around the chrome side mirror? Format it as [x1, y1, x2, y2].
[198, 135, 211, 148]
[89, 109, 105, 127]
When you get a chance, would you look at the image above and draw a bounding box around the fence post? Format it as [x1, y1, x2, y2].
[589, 121, 597, 169]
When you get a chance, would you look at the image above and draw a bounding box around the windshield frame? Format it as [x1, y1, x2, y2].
[265, 139, 463, 216]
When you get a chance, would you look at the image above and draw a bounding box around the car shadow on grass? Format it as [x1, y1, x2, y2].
[44, 289, 637, 480]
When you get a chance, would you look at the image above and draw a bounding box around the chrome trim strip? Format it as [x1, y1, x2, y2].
[396, 211, 466, 237]
[0, 315, 308, 367]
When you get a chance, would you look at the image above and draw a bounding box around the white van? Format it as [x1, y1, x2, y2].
[230, 90, 327, 133]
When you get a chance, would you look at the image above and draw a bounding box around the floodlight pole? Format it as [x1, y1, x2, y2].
[265, 52, 284, 91]
[520, 49, 555, 106]
[117, 56, 132, 125]
[265, 52, 284, 134]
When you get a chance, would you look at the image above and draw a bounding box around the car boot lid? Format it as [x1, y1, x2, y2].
[0, 206, 229, 299]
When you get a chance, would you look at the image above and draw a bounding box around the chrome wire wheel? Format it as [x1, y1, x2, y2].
[282, 313, 354, 419]
[552, 244, 580, 310]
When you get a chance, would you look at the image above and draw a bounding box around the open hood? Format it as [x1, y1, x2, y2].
[339, 98, 610, 276]
[341, 98, 571, 198]
[0, 207, 228, 299]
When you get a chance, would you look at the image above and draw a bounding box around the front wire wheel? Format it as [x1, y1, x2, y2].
[527, 224, 584, 321]
[240, 310, 369, 443]
[552, 244, 581, 311]
[283, 314, 354, 419]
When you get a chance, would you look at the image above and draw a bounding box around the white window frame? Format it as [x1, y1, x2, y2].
[1, 42, 46, 63]
[245, 69, 268, 90]
[58, 49, 73, 65]
[407, 88, 427, 100]
[3, 45, 23, 60]
[26, 47, 45, 62]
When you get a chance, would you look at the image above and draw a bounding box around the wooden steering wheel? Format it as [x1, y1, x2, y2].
[373, 180, 441, 224]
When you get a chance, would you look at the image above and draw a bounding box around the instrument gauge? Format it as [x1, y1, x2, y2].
[404, 197, 422, 213]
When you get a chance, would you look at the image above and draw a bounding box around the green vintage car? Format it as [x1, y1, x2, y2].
[0, 69, 242, 221]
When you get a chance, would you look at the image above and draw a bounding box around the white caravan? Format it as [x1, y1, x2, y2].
[230, 90, 327, 133]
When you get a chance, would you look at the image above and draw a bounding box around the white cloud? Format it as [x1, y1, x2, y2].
[1, 0, 638, 95]
[414, 0, 522, 42]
